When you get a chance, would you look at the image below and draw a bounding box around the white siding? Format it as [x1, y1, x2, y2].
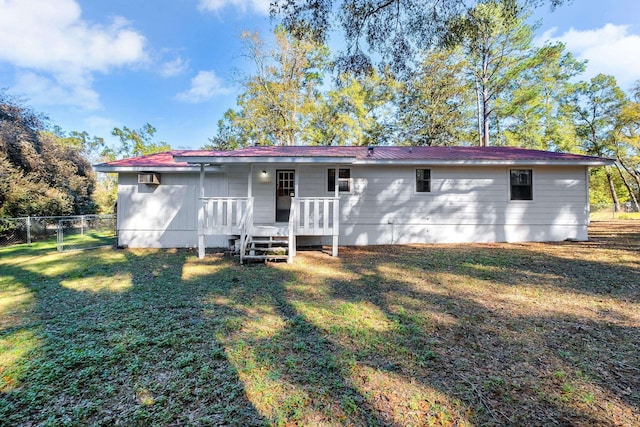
[252, 166, 277, 223]
[116, 172, 229, 248]
[324, 166, 588, 244]
[298, 164, 589, 244]
[115, 164, 590, 248]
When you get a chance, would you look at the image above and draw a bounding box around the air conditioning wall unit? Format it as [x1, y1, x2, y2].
[138, 172, 161, 185]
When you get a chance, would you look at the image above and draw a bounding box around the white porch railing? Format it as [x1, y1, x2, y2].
[198, 197, 253, 259]
[198, 196, 339, 262]
[200, 197, 252, 234]
[238, 198, 254, 265]
[289, 197, 340, 261]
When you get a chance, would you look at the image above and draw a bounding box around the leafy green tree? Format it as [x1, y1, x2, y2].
[497, 43, 585, 151]
[52, 127, 110, 167]
[0, 90, 46, 175]
[306, 70, 397, 146]
[273, 0, 566, 75]
[396, 47, 474, 146]
[38, 132, 97, 214]
[0, 91, 97, 216]
[445, 1, 542, 146]
[612, 93, 640, 210]
[564, 74, 627, 210]
[231, 26, 328, 146]
[204, 109, 247, 150]
[103, 123, 171, 160]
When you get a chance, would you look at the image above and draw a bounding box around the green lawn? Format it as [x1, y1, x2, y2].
[1, 222, 638, 426]
[590, 210, 640, 221]
[58, 229, 117, 252]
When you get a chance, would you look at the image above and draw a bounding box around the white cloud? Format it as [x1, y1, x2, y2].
[537, 23, 640, 89]
[0, 0, 148, 110]
[11, 71, 101, 110]
[176, 70, 231, 103]
[198, 0, 270, 15]
[160, 56, 189, 78]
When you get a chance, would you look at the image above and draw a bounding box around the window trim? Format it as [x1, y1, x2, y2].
[414, 168, 432, 194]
[327, 168, 351, 193]
[509, 169, 534, 201]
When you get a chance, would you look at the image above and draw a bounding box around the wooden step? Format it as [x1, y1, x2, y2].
[242, 254, 289, 261]
[237, 234, 290, 263]
[249, 236, 288, 243]
[248, 246, 287, 254]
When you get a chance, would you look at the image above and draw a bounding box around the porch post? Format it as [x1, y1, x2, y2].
[198, 163, 205, 259]
[247, 164, 253, 197]
[333, 164, 339, 257]
[287, 166, 299, 263]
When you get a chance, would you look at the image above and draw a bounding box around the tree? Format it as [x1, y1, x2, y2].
[0, 90, 46, 175]
[0, 91, 97, 217]
[272, 0, 567, 75]
[496, 43, 585, 151]
[204, 109, 247, 150]
[612, 93, 640, 210]
[564, 74, 627, 210]
[104, 123, 170, 159]
[39, 132, 97, 215]
[396, 47, 474, 146]
[444, 1, 542, 146]
[306, 70, 397, 146]
[229, 27, 328, 146]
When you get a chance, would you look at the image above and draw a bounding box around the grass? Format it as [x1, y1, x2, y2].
[1, 221, 638, 426]
[590, 211, 640, 221]
[58, 229, 117, 252]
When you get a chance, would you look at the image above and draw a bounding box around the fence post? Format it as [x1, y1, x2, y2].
[57, 220, 63, 252]
[26, 216, 32, 246]
[81, 215, 85, 236]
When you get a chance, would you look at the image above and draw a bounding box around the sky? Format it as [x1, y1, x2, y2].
[1, 0, 640, 152]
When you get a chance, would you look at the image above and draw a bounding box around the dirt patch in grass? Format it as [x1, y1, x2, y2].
[1, 222, 638, 425]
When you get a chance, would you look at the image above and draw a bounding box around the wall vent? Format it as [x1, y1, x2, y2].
[138, 173, 161, 185]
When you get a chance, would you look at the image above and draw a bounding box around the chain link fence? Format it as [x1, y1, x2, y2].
[590, 203, 640, 221]
[0, 215, 116, 250]
[56, 215, 117, 252]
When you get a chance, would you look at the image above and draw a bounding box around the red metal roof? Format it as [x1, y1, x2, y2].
[95, 146, 611, 168]
[96, 151, 190, 168]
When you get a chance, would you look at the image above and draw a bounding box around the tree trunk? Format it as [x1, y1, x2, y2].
[482, 87, 490, 147]
[606, 167, 621, 212]
[475, 78, 483, 147]
[618, 156, 640, 203]
[614, 162, 640, 211]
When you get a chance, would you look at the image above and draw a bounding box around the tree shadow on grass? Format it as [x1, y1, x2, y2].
[191, 261, 394, 426]
[2, 224, 637, 425]
[0, 248, 266, 426]
[320, 243, 639, 426]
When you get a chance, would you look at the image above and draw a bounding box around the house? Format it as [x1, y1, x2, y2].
[94, 145, 613, 262]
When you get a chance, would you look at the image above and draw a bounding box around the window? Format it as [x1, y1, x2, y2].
[416, 169, 431, 192]
[510, 169, 533, 200]
[328, 168, 350, 192]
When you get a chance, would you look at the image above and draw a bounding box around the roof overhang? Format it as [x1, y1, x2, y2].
[172, 155, 357, 165]
[95, 152, 614, 172]
[351, 159, 615, 167]
[93, 165, 224, 173]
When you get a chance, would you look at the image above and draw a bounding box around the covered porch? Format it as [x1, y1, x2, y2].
[180, 157, 351, 263]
